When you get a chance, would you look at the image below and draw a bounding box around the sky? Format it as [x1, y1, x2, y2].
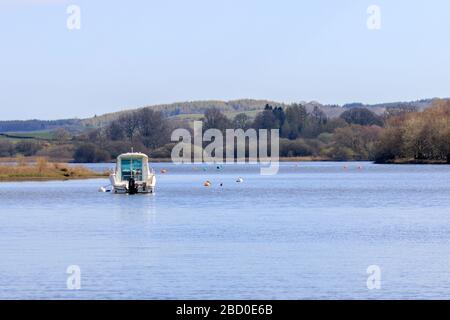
[0, 0, 449, 120]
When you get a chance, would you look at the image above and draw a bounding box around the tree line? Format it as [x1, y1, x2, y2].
[375, 99, 450, 163]
[71, 102, 388, 162]
[2, 100, 449, 164]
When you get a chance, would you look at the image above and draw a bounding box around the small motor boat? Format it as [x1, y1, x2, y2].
[108, 152, 156, 194]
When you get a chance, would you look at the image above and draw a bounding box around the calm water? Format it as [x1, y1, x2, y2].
[1, 162, 450, 300]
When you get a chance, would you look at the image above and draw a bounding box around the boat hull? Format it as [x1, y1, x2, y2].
[113, 186, 155, 194]
[113, 182, 155, 194]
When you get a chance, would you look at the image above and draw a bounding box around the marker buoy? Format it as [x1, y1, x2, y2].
[160, 169, 168, 174]
[236, 177, 244, 183]
[99, 184, 112, 192]
[204, 181, 212, 187]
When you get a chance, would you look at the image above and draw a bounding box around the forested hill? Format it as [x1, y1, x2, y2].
[0, 119, 82, 133]
[81, 99, 286, 127]
[0, 99, 283, 132]
[0, 98, 438, 133]
[342, 99, 436, 114]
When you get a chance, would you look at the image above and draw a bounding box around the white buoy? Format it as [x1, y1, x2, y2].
[236, 177, 244, 183]
[99, 184, 112, 193]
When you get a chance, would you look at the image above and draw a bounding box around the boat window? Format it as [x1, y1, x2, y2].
[121, 158, 143, 181]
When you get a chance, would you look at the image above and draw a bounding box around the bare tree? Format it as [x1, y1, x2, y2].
[137, 108, 170, 149]
[119, 112, 139, 142]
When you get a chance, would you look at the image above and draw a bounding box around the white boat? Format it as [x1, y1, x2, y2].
[109, 152, 156, 194]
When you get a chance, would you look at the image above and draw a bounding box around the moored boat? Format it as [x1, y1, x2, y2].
[109, 152, 156, 194]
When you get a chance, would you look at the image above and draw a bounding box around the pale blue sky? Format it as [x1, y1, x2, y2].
[1, 0, 449, 120]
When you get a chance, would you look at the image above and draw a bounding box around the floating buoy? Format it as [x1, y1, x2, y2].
[99, 184, 112, 192]
[160, 169, 168, 174]
[204, 180, 212, 187]
[236, 177, 244, 183]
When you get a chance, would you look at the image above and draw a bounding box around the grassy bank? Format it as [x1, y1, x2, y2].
[0, 158, 108, 181]
[0, 156, 73, 163]
[379, 158, 450, 165]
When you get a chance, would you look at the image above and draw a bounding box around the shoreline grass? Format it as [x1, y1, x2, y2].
[0, 158, 108, 182]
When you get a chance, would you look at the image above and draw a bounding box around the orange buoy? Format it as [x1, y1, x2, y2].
[160, 169, 167, 174]
[204, 180, 212, 187]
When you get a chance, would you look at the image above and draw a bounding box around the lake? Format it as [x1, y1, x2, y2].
[1, 162, 450, 299]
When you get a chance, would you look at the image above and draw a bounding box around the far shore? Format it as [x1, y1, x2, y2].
[0, 156, 345, 164]
[0, 156, 448, 182]
[1, 156, 449, 165]
[379, 159, 450, 165]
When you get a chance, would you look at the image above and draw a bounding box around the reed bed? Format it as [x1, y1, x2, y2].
[0, 157, 108, 181]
